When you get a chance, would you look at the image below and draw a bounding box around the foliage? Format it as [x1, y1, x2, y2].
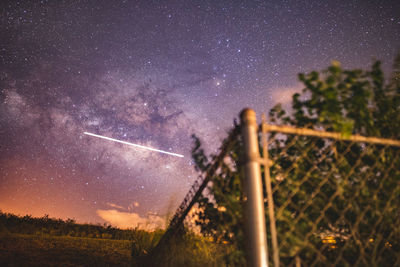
[192, 129, 246, 266]
[268, 58, 400, 265]
[0, 211, 151, 240]
[273, 59, 400, 138]
[192, 56, 400, 265]
[0, 211, 229, 266]
[145, 231, 231, 267]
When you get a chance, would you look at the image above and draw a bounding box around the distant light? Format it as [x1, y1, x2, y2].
[83, 132, 184, 158]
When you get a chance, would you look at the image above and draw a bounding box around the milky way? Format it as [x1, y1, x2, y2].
[1, 0, 399, 228]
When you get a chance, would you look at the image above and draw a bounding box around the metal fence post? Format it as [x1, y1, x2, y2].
[261, 114, 280, 267]
[241, 108, 269, 267]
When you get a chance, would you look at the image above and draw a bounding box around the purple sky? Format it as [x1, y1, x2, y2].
[1, 0, 399, 229]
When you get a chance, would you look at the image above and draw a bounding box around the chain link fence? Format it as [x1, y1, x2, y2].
[151, 109, 400, 267]
[262, 120, 400, 266]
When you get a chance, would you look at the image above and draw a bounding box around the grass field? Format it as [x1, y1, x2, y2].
[0, 232, 234, 266]
[0, 212, 234, 266]
[0, 232, 133, 267]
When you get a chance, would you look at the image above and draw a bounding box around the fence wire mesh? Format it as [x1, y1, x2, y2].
[153, 115, 400, 267]
[262, 122, 400, 267]
[150, 127, 242, 263]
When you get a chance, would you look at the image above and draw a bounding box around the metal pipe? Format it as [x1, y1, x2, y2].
[262, 114, 280, 267]
[263, 124, 400, 147]
[241, 108, 269, 267]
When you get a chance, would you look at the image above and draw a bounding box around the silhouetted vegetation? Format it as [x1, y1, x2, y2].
[145, 231, 231, 267]
[192, 55, 400, 266]
[0, 211, 228, 266]
[0, 211, 162, 266]
[0, 210, 160, 240]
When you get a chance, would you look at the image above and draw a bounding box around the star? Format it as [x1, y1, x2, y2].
[0, 0, 399, 226]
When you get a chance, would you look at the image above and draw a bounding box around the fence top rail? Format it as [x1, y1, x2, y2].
[263, 123, 400, 147]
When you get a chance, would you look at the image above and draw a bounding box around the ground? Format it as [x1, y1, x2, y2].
[0, 233, 132, 267]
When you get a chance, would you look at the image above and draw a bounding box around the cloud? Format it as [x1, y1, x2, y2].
[127, 201, 140, 212]
[270, 85, 302, 105]
[106, 202, 126, 210]
[96, 209, 165, 230]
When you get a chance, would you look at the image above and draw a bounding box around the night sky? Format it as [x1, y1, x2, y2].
[1, 0, 399, 229]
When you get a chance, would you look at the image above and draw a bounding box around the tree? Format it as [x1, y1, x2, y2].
[192, 56, 400, 266]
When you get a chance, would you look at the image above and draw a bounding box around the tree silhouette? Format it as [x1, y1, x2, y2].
[193, 56, 400, 266]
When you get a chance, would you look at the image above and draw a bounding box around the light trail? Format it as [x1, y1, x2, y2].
[83, 132, 184, 158]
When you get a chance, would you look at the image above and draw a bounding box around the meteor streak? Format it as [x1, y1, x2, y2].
[83, 132, 184, 158]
